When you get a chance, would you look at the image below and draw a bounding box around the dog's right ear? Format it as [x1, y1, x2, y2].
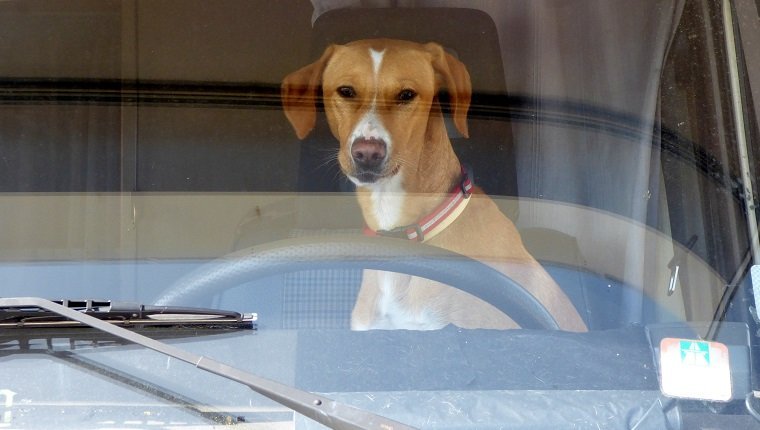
[281, 46, 336, 140]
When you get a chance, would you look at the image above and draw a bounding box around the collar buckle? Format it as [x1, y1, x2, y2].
[460, 165, 473, 199]
[377, 224, 424, 242]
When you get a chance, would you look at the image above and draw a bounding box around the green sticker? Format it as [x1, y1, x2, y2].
[680, 340, 710, 366]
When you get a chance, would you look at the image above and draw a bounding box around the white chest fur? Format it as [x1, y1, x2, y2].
[368, 172, 405, 231]
[356, 173, 446, 330]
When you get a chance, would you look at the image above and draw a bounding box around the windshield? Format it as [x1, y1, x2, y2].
[1, 0, 760, 429]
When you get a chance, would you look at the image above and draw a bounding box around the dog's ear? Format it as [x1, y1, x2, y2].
[281, 46, 336, 139]
[425, 43, 472, 138]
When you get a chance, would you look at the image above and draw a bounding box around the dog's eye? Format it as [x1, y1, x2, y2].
[337, 86, 356, 98]
[397, 89, 417, 103]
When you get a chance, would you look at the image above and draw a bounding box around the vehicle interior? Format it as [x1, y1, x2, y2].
[1, 0, 754, 329]
[1, 0, 759, 428]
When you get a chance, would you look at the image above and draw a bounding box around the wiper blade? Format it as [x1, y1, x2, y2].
[0, 297, 416, 430]
[0, 299, 256, 329]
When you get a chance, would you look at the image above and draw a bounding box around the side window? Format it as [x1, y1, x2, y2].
[660, 0, 755, 287]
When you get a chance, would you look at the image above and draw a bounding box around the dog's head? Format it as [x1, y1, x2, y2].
[282, 39, 471, 187]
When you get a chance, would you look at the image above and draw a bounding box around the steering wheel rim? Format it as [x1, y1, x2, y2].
[153, 235, 560, 330]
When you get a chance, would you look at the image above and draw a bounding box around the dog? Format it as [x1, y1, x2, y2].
[282, 39, 587, 331]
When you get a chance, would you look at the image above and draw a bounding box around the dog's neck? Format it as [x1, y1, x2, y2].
[356, 111, 462, 231]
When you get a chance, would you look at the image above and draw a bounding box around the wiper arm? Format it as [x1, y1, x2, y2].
[0, 299, 256, 329]
[0, 297, 416, 430]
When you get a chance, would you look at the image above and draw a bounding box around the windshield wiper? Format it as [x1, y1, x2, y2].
[0, 299, 256, 329]
[0, 297, 416, 430]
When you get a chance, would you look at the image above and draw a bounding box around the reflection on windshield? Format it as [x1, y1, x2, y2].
[1, 0, 759, 428]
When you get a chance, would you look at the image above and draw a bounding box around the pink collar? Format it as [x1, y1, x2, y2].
[363, 166, 473, 242]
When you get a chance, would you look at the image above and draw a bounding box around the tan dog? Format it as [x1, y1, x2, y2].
[282, 39, 587, 331]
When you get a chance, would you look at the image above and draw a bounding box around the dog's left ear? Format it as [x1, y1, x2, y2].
[281, 45, 336, 139]
[425, 43, 472, 138]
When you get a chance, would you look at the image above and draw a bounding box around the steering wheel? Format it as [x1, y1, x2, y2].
[153, 235, 559, 330]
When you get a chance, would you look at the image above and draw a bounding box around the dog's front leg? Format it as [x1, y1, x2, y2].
[350, 269, 382, 331]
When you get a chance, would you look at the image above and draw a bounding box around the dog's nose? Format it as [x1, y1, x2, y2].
[351, 138, 386, 169]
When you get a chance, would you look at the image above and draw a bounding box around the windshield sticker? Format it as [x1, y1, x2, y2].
[659, 338, 731, 401]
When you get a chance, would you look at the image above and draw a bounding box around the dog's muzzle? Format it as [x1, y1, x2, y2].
[351, 137, 389, 182]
